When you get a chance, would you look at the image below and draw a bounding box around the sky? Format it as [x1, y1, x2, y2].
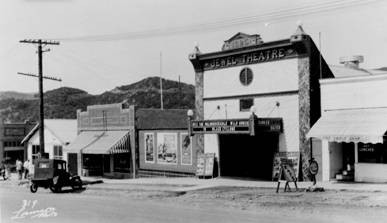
[0, 0, 386, 94]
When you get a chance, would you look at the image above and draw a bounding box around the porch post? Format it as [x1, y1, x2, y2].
[354, 143, 358, 163]
[321, 139, 330, 181]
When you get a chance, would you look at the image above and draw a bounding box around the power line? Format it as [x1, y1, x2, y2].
[53, 0, 380, 42]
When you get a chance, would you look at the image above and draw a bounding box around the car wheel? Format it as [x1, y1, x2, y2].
[49, 185, 57, 193]
[30, 183, 38, 193]
[71, 178, 83, 190]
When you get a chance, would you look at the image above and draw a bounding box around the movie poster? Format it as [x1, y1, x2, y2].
[272, 151, 300, 181]
[157, 133, 177, 164]
[144, 133, 155, 163]
[180, 133, 192, 165]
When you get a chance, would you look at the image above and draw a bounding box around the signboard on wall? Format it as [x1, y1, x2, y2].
[157, 133, 177, 164]
[180, 133, 192, 165]
[202, 45, 297, 71]
[192, 119, 251, 134]
[190, 118, 282, 135]
[4, 127, 25, 136]
[272, 152, 300, 181]
[196, 153, 215, 177]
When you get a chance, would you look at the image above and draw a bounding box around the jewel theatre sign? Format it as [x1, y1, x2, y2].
[202, 46, 296, 71]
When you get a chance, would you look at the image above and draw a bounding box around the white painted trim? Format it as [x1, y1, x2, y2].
[320, 73, 387, 85]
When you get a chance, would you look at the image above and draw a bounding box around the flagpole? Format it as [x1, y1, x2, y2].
[160, 51, 164, 110]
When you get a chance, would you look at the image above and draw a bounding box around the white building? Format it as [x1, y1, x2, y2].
[22, 119, 77, 163]
[188, 27, 334, 180]
[308, 56, 387, 182]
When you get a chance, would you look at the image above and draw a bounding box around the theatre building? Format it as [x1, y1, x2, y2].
[66, 103, 194, 178]
[308, 57, 387, 182]
[189, 26, 333, 180]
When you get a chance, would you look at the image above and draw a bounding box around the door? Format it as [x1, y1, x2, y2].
[218, 133, 278, 180]
[67, 153, 78, 175]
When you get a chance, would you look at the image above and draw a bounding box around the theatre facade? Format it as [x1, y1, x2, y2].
[189, 27, 333, 180]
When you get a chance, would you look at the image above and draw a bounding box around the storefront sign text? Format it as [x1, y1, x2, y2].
[203, 47, 296, 71]
[191, 118, 283, 135]
[192, 119, 251, 134]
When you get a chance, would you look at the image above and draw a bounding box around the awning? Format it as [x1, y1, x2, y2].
[307, 108, 387, 144]
[66, 131, 130, 154]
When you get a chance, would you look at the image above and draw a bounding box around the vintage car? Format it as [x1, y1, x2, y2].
[30, 159, 82, 193]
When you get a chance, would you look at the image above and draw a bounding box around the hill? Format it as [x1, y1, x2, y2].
[0, 91, 36, 100]
[0, 77, 195, 122]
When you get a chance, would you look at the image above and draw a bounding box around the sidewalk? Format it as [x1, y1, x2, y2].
[3, 172, 387, 193]
[81, 176, 387, 193]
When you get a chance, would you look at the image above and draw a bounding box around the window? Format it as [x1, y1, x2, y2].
[53, 145, 63, 160]
[3, 141, 21, 147]
[239, 67, 253, 86]
[240, 98, 254, 111]
[358, 143, 387, 163]
[114, 153, 130, 173]
[32, 145, 41, 161]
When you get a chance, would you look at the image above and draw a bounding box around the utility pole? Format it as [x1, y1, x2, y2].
[19, 39, 60, 157]
[178, 75, 182, 103]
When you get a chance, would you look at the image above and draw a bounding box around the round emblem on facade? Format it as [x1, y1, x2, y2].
[239, 67, 253, 86]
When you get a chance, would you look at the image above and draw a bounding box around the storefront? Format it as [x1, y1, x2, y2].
[66, 103, 135, 178]
[308, 70, 387, 182]
[136, 109, 196, 177]
[189, 27, 334, 180]
[66, 103, 195, 178]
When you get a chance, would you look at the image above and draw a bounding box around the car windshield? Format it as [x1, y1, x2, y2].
[38, 163, 49, 168]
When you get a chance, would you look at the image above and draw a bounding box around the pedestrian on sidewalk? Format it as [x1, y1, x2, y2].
[0, 160, 7, 180]
[23, 159, 30, 179]
[16, 159, 23, 180]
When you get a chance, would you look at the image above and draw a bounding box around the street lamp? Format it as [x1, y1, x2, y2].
[187, 109, 194, 117]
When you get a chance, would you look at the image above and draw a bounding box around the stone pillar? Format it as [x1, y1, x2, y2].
[189, 47, 205, 155]
[194, 70, 204, 154]
[298, 56, 311, 181]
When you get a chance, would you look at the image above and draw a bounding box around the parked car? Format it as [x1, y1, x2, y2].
[30, 159, 82, 193]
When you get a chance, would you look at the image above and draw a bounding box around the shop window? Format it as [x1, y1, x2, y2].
[114, 153, 130, 172]
[53, 145, 63, 160]
[240, 98, 254, 111]
[358, 143, 387, 163]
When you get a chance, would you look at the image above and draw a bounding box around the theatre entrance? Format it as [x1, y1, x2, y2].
[218, 133, 278, 180]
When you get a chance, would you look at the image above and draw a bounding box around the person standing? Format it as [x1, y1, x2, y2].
[23, 160, 30, 179]
[16, 159, 23, 180]
[0, 161, 6, 180]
